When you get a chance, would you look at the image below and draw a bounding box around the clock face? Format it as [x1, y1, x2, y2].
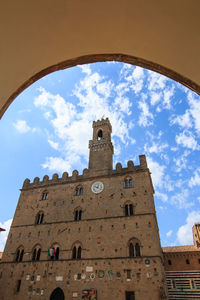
[91, 181, 104, 194]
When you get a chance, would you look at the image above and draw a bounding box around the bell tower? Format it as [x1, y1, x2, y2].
[89, 118, 113, 171]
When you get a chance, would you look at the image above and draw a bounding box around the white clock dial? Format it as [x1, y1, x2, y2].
[91, 181, 104, 194]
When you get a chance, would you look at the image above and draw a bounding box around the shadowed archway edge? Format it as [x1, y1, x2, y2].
[1, 53, 200, 119]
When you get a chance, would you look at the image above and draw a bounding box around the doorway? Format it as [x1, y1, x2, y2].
[125, 291, 135, 300]
[50, 288, 65, 300]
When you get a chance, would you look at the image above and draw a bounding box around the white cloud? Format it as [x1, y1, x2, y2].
[175, 130, 200, 150]
[163, 85, 174, 110]
[13, 120, 31, 133]
[34, 87, 51, 106]
[147, 157, 166, 188]
[189, 169, 200, 187]
[146, 71, 174, 111]
[173, 150, 190, 172]
[120, 65, 144, 94]
[166, 230, 173, 237]
[44, 111, 52, 119]
[78, 64, 92, 75]
[42, 157, 75, 174]
[145, 142, 168, 154]
[48, 139, 59, 150]
[170, 110, 192, 129]
[170, 189, 194, 209]
[114, 96, 132, 115]
[138, 97, 154, 127]
[147, 71, 167, 91]
[96, 80, 113, 98]
[150, 92, 162, 106]
[177, 211, 200, 245]
[0, 219, 12, 251]
[155, 191, 168, 203]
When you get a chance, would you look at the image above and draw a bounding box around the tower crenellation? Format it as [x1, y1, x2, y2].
[22, 157, 148, 189]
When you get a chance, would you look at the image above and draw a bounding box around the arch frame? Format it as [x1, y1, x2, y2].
[1, 53, 200, 119]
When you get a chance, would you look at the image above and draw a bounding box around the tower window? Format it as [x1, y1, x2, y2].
[42, 192, 48, 200]
[15, 247, 24, 262]
[35, 212, 44, 225]
[126, 269, 131, 279]
[125, 204, 134, 216]
[129, 243, 134, 257]
[124, 178, 133, 188]
[32, 246, 41, 261]
[74, 209, 82, 221]
[16, 279, 21, 292]
[186, 259, 190, 264]
[97, 129, 103, 140]
[128, 239, 141, 257]
[168, 259, 172, 265]
[77, 246, 82, 259]
[72, 244, 82, 259]
[75, 186, 83, 196]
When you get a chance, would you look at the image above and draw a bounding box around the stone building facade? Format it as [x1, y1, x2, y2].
[163, 223, 200, 299]
[0, 118, 168, 300]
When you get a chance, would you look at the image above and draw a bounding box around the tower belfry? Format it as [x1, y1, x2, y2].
[88, 118, 113, 171]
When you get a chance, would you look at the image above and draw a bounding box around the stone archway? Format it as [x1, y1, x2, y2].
[1, 1, 200, 118]
[50, 287, 65, 300]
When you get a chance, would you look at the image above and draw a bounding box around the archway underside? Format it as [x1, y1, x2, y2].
[1, 53, 200, 119]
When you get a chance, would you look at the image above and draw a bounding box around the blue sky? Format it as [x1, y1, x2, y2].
[1, 62, 200, 251]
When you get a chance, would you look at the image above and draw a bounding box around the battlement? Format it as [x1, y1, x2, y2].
[92, 118, 112, 132]
[22, 155, 148, 189]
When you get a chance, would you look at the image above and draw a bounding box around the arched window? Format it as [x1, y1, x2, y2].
[41, 191, 48, 200]
[75, 186, 83, 196]
[124, 177, 133, 188]
[74, 208, 82, 221]
[135, 243, 141, 257]
[32, 248, 37, 261]
[55, 247, 60, 260]
[97, 129, 103, 140]
[36, 248, 41, 261]
[32, 245, 41, 261]
[35, 212, 44, 225]
[77, 246, 82, 259]
[72, 246, 76, 259]
[125, 204, 134, 216]
[72, 242, 82, 259]
[128, 238, 141, 258]
[15, 249, 20, 262]
[15, 247, 24, 262]
[129, 243, 134, 257]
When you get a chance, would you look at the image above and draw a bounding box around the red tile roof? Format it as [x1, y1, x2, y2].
[0, 227, 5, 231]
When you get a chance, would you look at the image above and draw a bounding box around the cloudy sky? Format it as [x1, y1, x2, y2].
[0, 62, 200, 251]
